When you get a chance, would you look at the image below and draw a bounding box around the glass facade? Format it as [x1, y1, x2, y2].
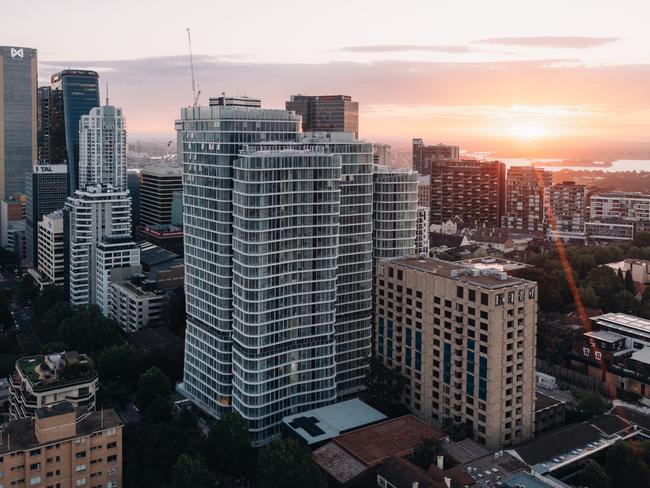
[176, 105, 374, 444]
[1, 46, 37, 199]
[231, 149, 340, 443]
[50, 70, 100, 193]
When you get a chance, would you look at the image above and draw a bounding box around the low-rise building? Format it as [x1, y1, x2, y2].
[110, 275, 166, 333]
[30, 210, 64, 289]
[0, 402, 123, 488]
[9, 352, 98, 419]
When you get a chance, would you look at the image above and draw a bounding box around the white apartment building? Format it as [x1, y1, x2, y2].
[78, 105, 127, 190]
[372, 165, 418, 261]
[175, 100, 375, 445]
[64, 185, 132, 305]
[110, 278, 165, 333]
[35, 210, 64, 287]
[95, 237, 141, 316]
[586, 192, 650, 241]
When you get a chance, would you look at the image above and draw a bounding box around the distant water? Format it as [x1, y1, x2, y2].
[503, 159, 650, 173]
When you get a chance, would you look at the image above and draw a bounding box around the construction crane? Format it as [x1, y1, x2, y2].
[186, 27, 201, 106]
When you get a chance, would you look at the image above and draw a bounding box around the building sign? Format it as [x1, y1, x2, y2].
[10, 48, 24, 58]
[34, 165, 67, 174]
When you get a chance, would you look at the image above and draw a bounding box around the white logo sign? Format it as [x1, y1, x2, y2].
[10, 48, 23, 58]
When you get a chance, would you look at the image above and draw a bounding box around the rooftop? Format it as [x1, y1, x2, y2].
[584, 330, 626, 343]
[376, 457, 443, 488]
[0, 408, 121, 455]
[442, 438, 491, 464]
[332, 415, 447, 467]
[535, 392, 566, 412]
[138, 241, 179, 268]
[458, 257, 530, 272]
[142, 165, 182, 177]
[282, 398, 386, 445]
[383, 257, 532, 289]
[311, 442, 367, 484]
[630, 347, 650, 365]
[513, 414, 634, 468]
[592, 313, 650, 340]
[502, 472, 558, 488]
[16, 353, 97, 392]
[463, 452, 528, 488]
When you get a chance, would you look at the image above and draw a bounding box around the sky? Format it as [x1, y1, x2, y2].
[5, 0, 650, 150]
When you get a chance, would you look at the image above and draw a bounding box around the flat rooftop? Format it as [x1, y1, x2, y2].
[535, 392, 566, 412]
[0, 409, 122, 455]
[442, 438, 491, 464]
[503, 472, 558, 488]
[592, 313, 650, 340]
[333, 415, 447, 467]
[383, 257, 532, 289]
[513, 414, 634, 467]
[282, 399, 386, 445]
[458, 257, 530, 272]
[312, 442, 367, 484]
[584, 330, 626, 343]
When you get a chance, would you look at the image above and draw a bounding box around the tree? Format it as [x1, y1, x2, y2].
[134, 367, 171, 417]
[632, 232, 650, 248]
[624, 269, 636, 294]
[578, 286, 600, 309]
[584, 267, 625, 311]
[205, 412, 256, 482]
[517, 268, 564, 311]
[361, 356, 407, 415]
[56, 305, 122, 353]
[172, 454, 215, 488]
[582, 460, 611, 488]
[32, 286, 66, 322]
[576, 392, 609, 417]
[257, 438, 326, 488]
[19, 274, 38, 303]
[95, 345, 138, 387]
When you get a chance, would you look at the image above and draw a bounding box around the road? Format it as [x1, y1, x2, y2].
[0, 272, 41, 354]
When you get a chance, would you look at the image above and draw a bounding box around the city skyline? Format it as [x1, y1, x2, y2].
[5, 0, 649, 148]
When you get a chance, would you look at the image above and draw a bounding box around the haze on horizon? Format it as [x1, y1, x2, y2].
[5, 0, 650, 153]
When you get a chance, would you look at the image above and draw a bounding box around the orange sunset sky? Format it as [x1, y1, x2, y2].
[6, 0, 650, 150]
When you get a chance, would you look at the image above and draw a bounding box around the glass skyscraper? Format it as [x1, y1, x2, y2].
[50, 70, 100, 193]
[0, 46, 37, 199]
[176, 99, 374, 444]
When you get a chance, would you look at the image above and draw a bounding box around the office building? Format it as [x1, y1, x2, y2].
[95, 236, 141, 316]
[429, 160, 506, 228]
[127, 169, 141, 237]
[64, 185, 132, 306]
[140, 165, 183, 227]
[25, 164, 68, 267]
[78, 105, 127, 190]
[548, 181, 587, 237]
[418, 175, 430, 208]
[0, 194, 26, 248]
[373, 143, 392, 166]
[37, 86, 53, 163]
[1, 46, 37, 200]
[176, 100, 374, 443]
[9, 352, 98, 419]
[412, 139, 460, 175]
[372, 165, 418, 261]
[231, 148, 341, 443]
[50, 70, 100, 193]
[141, 224, 184, 255]
[286, 94, 359, 136]
[415, 206, 430, 255]
[33, 210, 65, 288]
[502, 166, 552, 232]
[0, 402, 122, 488]
[374, 258, 537, 449]
[171, 190, 183, 226]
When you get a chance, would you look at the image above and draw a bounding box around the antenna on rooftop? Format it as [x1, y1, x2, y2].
[105, 82, 109, 106]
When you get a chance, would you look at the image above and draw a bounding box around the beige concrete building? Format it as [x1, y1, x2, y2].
[109, 277, 166, 333]
[374, 257, 538, 449]
[0, 402, 123, 488]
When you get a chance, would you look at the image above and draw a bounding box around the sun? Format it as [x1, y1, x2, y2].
[509, 122, 548, 140]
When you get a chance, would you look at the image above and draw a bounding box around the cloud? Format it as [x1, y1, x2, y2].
[474, 36, 620, 49]
[340, 45, 474, 54]
[38, 56, 650, 144]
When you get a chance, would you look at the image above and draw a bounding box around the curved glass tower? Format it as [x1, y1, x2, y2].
[231, 149, 341, 442]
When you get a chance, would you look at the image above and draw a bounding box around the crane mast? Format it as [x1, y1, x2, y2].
[186, 28, 201, 106]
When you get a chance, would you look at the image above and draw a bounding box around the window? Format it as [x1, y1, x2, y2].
[481, 293, 489, 305]
[582, 347, 590, 356]
[107, 482, 118, 488]
[29, 450, 41, 457]
[107, 455, 117, 463]
[106, 442, 117, 450]
[595, 351, 602, 360]
[75, 479, 86, 487]
[75, 452, 87, 460]
[29, 477, 41, 486]
[29, 463, 40, 471]
[75, 465, 86, 473]
[106, 468, 117, 476]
